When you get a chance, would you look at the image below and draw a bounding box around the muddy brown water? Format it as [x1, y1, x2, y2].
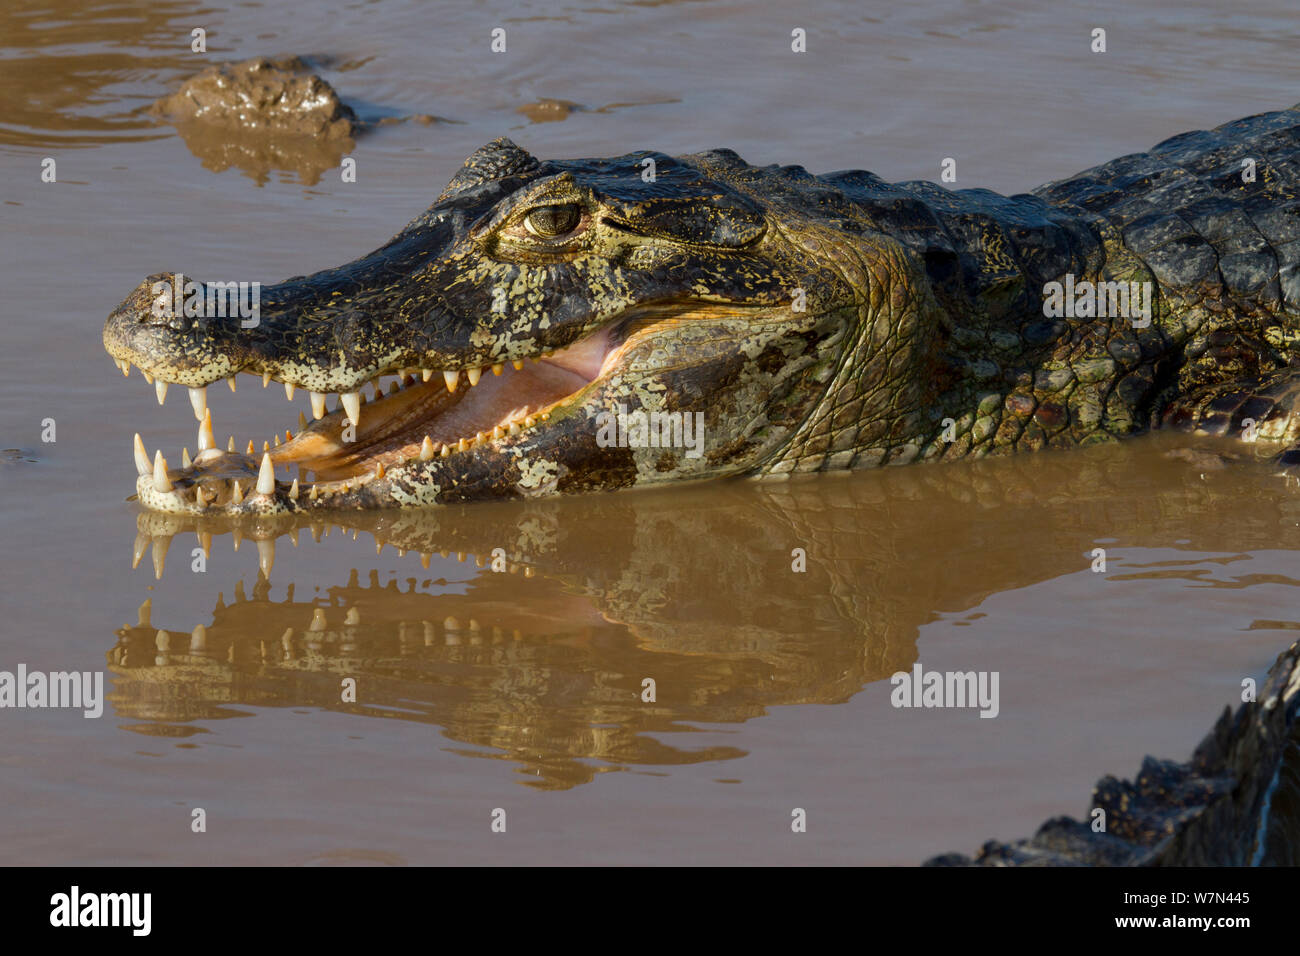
[2, 0, 1299, 864]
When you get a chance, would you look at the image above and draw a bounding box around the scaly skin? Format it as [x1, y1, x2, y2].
[103, 105, 1300, 513]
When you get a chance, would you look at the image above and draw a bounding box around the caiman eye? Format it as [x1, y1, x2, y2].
[523, 204, 581, 238]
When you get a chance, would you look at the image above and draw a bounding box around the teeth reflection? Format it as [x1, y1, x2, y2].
[256, 537, 275, 576]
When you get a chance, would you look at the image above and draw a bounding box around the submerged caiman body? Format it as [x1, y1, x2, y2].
[104, 105, 1300, 513]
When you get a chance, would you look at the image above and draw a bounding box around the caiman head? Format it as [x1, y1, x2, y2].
[104, 138, 938, 513]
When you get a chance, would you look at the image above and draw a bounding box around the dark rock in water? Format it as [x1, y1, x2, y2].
[926, 640, 1300, 865]
[150, 56, 357, 138]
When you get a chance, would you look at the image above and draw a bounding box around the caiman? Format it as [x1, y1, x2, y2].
[103, 104, 1300, 513]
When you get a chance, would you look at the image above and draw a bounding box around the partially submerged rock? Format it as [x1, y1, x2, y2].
[150, 56, 357, 138]
[149, 56, 357, 186]
[927, 640, 1300, 865]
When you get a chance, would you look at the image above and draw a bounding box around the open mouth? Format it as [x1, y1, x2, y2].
[117, 322, 620, 510]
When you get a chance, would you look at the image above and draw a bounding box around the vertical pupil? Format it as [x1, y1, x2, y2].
[532, 205, 577, 235]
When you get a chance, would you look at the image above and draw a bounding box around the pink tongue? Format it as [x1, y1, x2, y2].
[544, 326, 612, 380]
[425, 331, 609, 441]
[421, 362, 587, 444]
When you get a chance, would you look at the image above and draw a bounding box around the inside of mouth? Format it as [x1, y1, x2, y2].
[198, 324, 616, 491]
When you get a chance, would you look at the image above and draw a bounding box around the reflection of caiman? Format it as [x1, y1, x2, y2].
[112, 444, 1300, 860]
[104, 107, 1300, 513]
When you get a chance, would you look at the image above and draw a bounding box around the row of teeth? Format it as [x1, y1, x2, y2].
[111, 357, 548, 429]
[134, 529, 541, 578]
[131, 406, 552, 502]
[130, 618, 533, 658]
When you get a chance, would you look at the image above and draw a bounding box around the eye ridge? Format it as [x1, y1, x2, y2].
[523, 203, 582, 238]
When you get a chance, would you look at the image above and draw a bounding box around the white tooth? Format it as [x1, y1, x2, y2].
[443, 370, 459, 392]
[227, 436, 236, 452]
[262, 371, 272, 387]
[341, 391, 360, 425]
[188, 386, 206, 421]
[196, 448, 222, 464]
[466, 366, 482, 387]
[422, 369, 434, 382]
[257, 453, 275, 495]
[198, 409, 215, 451]
[257, 538, 275, 577]
[143, 371, 154, 385]
[181, 448, 192, 469]
[155, 381, 168, 404]
[133, 434, 151, 476]
[227, 377, 237, 392]
[230, 480, 243, 504]
[152, 451, 172, 492]
[285, 382, 296, 400]
[310, 391, 326, 419]
[121, 362, 131, 378]
[289, 478, 299, 500]
[420, 436, 435, 460]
